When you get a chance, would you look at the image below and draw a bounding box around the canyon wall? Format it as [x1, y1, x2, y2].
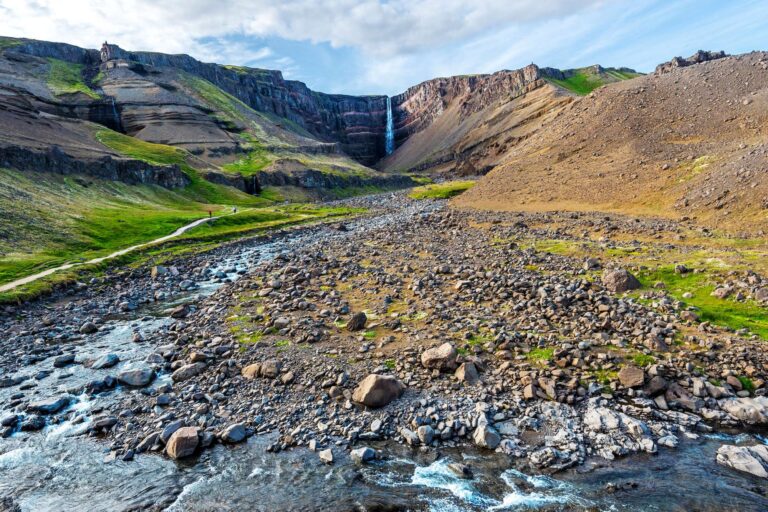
[13, 40, 389, 165]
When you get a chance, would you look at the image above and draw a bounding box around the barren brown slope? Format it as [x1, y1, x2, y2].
[379, 83, 572, 175]
[456, 52, 768, 233]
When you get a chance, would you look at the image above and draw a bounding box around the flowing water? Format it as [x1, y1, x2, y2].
[1, 196, 767, 511]
[385, 97, 394, 156]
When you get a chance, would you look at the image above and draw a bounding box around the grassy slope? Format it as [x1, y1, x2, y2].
[47, 58, 101, 99]
[521, 233, 768, 340]
[547, 68, 642, 96]
[0, 167, 363, 303]
[181, 74, 380, 180]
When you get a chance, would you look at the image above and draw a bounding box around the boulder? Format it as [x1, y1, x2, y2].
[220, 423, 247, 443]
[601, 268, 641, 293]
[318, 448, 334, 464]
[171, 362, 206, 382]
[242, 363, 261, 379]
[79, 321, 98, 334]
[716, 444, 768, 479]
[346, 312, 367, 331]
[455, 362, 479, 384]
[117, 367, 155, 387]
[91, 354, 120, 369]
[27, 396, 70, 414]
[352, 374, 406, 408]
[421, 343, 458, 371]
[618, 365, 645, 388]
[718, 397, 768, 425]
[166, 427, 200, 459]
[473, 423, 501, 449]
[260, 359, 282, 379]
[351, 446, 376, 464]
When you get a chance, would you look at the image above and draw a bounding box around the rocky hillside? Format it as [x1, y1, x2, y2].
[379, 64, 640, 175]
[457, 51, 768, 232]
[0, 36, 412, 197]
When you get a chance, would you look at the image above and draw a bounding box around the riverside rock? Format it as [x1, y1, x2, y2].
[117, 367, 155, 387]
[716, 444, 768, 479]
[352, 374, 406, 408]
[166, 427, 200, 459]
[472, 423, 501, 449]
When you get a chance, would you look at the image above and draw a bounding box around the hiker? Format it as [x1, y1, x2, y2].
[208, 210, 212, 218]
[233, 206, 237, 214]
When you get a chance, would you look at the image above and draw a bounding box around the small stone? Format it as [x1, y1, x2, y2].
[318, 448, 334, 464]
[351, 447, 376, 464]
[220, 423, 247, 443]
[421, 343, 458, 371]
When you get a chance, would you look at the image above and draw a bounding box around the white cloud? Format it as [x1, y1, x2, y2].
[0, 0, 603, 59]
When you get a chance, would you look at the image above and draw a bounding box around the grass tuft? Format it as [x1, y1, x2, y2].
[409, 181, 475, 200]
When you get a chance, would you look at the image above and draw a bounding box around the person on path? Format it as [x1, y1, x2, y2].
[208, 210, 212, 218]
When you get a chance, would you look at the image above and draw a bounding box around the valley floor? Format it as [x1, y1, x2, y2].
[1, 191, 767, 510]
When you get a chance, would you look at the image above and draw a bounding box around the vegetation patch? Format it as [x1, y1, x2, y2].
[47, 58, 100, 99]
[0, 37, 21, 50]
[638, 266, 768, 339]
[526, 347, 554, 362]
[409, 180, 475, 200]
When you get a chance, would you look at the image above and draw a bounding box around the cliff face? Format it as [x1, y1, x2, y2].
[390, 65, 544, 150]
[13, 40, 388, 165]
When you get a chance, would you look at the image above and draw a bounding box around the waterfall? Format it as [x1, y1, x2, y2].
[110, 98, 122, 131]
[385, 96, 394, 155]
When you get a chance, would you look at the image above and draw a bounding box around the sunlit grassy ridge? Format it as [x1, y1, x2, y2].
[546, 68, 642, 96]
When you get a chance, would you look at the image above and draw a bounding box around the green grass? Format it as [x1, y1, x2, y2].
[47, 58, 100, 99]
[638, 266, 768, 339]
[409, 180, 475, 200]
[630, 353, 656, 367]
[526, 347, 554, 363]
[738, 376, 755, 394]
[222, 134, 273, 176]
[384, 359, 396, 370]
[94, 128, 272, 207]
[0, 37, 21, 50]
[547, 72, 604, 95]
[0, 164, 365, 303]
[547, 68, 640, 96]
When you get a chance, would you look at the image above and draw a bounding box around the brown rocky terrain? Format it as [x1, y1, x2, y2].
[2, 193, 766, 489]
[457, 51, 768, 233]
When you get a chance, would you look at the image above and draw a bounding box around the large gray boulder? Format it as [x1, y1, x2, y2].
[472, 423, 501, 449]
[352, 374, 405, 408]
[716, 444, 768, 478]
[719, 397, 768, 425]
[421, 343, 458, 371]
[117, 367, 155, 387]
[602, 268, 641, 293]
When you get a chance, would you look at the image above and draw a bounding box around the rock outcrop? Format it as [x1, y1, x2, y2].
[655, 50, 727, 74]
[390, 65, 543, 150]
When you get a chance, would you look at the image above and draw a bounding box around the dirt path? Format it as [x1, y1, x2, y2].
[0, 213, 231, 294]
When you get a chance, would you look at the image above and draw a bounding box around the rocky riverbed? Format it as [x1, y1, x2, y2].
[1, 192, 767, 511]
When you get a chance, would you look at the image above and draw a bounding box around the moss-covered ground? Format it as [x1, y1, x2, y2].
[409, 180, 475, 200]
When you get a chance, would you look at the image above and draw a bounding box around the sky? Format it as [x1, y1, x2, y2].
[1, 0, 766, 95]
